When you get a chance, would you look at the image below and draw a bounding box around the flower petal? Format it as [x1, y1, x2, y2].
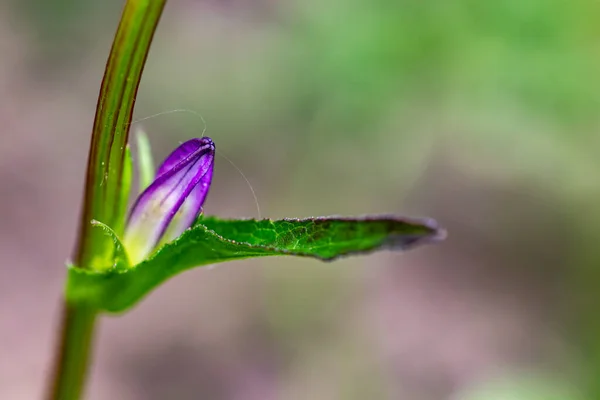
[155, 138, 209, 178]
[124, 137, 215, 264]
[158, 155, 214, 246]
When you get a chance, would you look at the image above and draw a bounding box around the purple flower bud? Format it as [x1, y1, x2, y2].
[123, 137, 215, 264]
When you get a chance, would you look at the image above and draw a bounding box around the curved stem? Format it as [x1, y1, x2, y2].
[47, 1, 167, 398]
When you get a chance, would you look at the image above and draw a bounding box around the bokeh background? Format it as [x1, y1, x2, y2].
[1, 0, 599, 398]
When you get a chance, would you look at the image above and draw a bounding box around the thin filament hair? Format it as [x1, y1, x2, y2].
[130, 108, 261, 219]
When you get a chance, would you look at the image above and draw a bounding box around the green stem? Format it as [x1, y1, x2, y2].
[48, 1, 167, 399]
[47, 304, 97, 400]
[77, 0, 168, 270]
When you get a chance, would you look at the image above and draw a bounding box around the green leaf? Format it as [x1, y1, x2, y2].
[90, 220, 130, 271]
[196, 215, 445, 259]
[67, 215, 444, 313]
[135, 128, 155, 193]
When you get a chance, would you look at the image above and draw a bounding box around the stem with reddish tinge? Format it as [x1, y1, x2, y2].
[48, 1, 167, 399]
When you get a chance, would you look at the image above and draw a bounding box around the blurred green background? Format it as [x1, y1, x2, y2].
[1, 0, 599, 398]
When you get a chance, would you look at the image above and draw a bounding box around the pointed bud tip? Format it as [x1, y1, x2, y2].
[183, 137, 215, 153]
